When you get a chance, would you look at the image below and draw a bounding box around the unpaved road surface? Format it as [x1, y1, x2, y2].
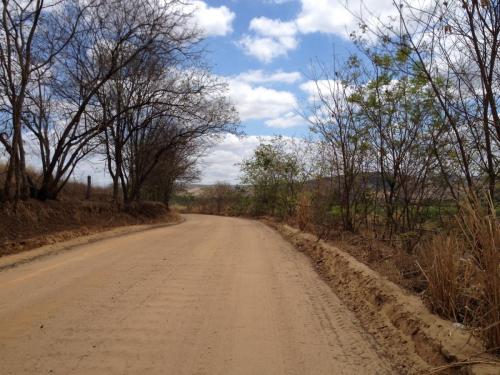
[0, 215, 394, 374]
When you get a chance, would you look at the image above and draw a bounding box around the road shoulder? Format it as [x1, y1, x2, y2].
[265, 220, 499, 375]
[0, 216, 185, 272]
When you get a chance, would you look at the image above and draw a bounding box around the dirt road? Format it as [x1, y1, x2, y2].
[0, 215, 394, 374]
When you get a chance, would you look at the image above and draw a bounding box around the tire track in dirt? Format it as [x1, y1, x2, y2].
[0, 215, 395, 374]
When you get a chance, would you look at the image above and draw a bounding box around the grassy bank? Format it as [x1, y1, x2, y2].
[0, 200, 177, 257]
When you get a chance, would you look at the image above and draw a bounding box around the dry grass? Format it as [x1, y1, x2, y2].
[0, 161, 112, 201]
[295, 193, 312, 231]
[418, 194, 500, 354]
[459, 196, 500, 353]
[291, 190, 499, 353]
[0, 199, 172, 257]
[58, 180, 112, 201]
[417, 235, 470, 321]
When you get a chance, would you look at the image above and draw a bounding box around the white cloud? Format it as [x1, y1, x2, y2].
[190, 1, 235, 37]
[198, 134, 263, 184]
[296, 0, 354, 36]
[265, 112, 305, 128]
[300, 79, 353, 102]
[300, 80, 332, 102]
[262, 0, 294, 4]
[297, 0, 398, 37]
[242, 0, 399, 61]
[223, 71, 302, 129]
[240, 17, 299, 63]
[234, 69, 302, 84]
[199, 133, 304, 184]
[250, 17, 297, 38]
[228, 79, 297, 121]
[240, 36, 296, 63]
[39, 153, 111, 187]
[68, 135, 257, 186]
[300, 80, 320, 97]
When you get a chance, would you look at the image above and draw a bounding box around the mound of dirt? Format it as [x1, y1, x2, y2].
[0, 200, 178, 257]
[269, 222, 499, 375]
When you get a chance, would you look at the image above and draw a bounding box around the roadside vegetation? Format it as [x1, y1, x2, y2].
[1, 0, 498, 360]
[183, 1, 500, 354]
[0, 1, 238, 249]
[0, 0, 238, 205]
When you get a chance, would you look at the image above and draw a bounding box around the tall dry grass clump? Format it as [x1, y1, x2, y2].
[418, 194, 500, 353]
[458, 196, 500, 352]
[295, 193, 312, 231]
[418, 235, 465, 321]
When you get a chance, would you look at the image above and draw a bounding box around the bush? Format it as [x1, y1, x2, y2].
[418, 194, 500, 353]
[186, 184, 251, 217]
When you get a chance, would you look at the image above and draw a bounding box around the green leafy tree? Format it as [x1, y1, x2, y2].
[240, 137, 304, 218]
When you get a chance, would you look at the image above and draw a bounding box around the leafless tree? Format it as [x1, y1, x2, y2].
[23, 0, 208, 200]
[142, 142, 201, 208]
[94, 32, 238, 206]
[306, 57, 370, 231]
[120, 82, 238, 203]
[94, 36, 200, 204]
[0, 0, 87, 200]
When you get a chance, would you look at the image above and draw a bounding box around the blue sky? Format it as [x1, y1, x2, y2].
[197, 0, 361, 138]
[76, 0, 396, 185]
[184, 0, 398, 184]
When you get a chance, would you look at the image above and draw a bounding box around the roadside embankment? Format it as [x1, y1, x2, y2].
[0, 200, 180, 258]
[267, 221, 499, 375]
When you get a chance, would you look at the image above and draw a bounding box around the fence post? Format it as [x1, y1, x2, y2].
[86, 175, 91, 200]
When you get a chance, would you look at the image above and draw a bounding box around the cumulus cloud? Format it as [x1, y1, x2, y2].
[262, 0, 294, 4]
[265, 112, 305, 128]
[250, 17, 297, 38]
[222, 70, 304, 128]
[190, 1, 235, 37]
[198, 134, 264, 184]
[240, 17, 298, 63]
[296, 0, 355, 35]
[227, 79, 297, 121]
[300, 79, 354, 102]
[240, 36, 296, 63]
[296, 0, 397, 37]
[300, 80, 332, 102]
[198, 133, 304, 184]
[70, 135, 257, 186]
[242, 0, 398, 62]
[300, 80, 320, 97]
[234, 69, 302, 84]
